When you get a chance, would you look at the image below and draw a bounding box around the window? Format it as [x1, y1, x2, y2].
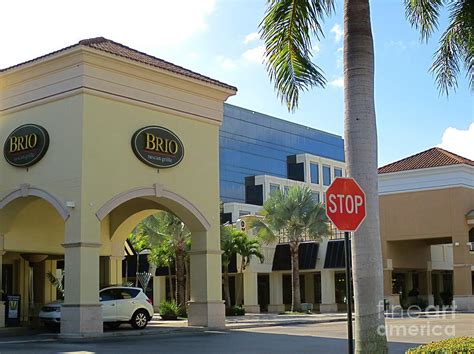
[334, 168, 343, 178]
[120, 288, 140, 299]
[239, 210, 250, 217]
[284, 186, 289, 195]
[269, 183, 280, 195]
[323, 165, 331, 186]
[100, 289, 120, 301]
[310, 163, 319, 184]
[312, 191, 320, 204]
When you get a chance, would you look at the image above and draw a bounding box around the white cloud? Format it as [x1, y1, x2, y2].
[336, 47, 343, 68]
[331, 24, 343, 43]
[437, 123, 474, 160]
[311, 43, 321, 56]
[216, 56, 237, 71]
[244, 32, 260, 44]
[242, 45, 265, 64]
[0, 0, 216, 69]
[329, 77, 344, 88]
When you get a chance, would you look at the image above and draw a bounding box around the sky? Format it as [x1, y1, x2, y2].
[1, 0, 472, 166]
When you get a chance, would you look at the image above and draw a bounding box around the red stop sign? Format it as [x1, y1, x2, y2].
[325, 177, 366, 232]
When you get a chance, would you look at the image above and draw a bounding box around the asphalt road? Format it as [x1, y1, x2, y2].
[2, 313, 472, 354]
[0, 326, 415, 354]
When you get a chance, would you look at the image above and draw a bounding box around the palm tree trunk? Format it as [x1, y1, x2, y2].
[290, 242, 301, 312]
[344, 0, 387, 352]
[167, 264, 174, 302]
[175, 249, 186, 311]
[223, 264, 231, 309]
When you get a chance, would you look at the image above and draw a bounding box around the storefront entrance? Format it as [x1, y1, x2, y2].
[0, 37, 236, 335]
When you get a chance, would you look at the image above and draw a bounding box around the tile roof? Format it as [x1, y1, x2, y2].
[0, 37, 237, 92]
[378, 147, 474, 174]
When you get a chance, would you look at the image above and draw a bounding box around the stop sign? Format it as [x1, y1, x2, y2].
[325, 177, 366, 232]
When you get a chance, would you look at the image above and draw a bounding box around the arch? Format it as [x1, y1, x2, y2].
[0, 183, 69, 221]
[96, 184, 210, 232]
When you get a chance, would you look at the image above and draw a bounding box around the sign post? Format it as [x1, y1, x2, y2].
[325, 177, 367, 354]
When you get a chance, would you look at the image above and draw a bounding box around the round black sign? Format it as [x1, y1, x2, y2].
[131, 126, 184, 168]
[3, 124, 50, 168]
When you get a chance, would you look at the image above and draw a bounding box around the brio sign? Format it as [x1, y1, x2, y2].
[325, 177, 366, 232]
[3, 124, 50, 168]
[131, 126, 184, 169]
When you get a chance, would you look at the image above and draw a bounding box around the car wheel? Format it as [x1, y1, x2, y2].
[105, 322, 121, 329]
[131, 309, 148, 329]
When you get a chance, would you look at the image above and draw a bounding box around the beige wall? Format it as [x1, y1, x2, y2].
[380, 186, 474, 298]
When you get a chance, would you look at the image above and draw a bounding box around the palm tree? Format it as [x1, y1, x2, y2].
[221, 224, 237, 309]
[148, 237, 175, 301]
[251, 185, 328, 312]
[233, 231, 264, 306]
[405, 0, 473, 94]
[130, 211, 191, 312]
[260, 0, 387, 351]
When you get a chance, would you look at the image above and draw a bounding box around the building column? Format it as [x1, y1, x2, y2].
[188, 230, 225, 329]
[153, 276, 166, 312]
[43, 260, 58, 304]
[0, 234, 5, 328]
[419, 263, 434, 306]
[61, 217, 102, 336]
[383, 259, 399, 306]
[304, 273, 315, 305]
[243, 271, 260, 313]
[320, 269, 337, 313]
[268, 273, 284, 313]
[452, 232, 474, 310]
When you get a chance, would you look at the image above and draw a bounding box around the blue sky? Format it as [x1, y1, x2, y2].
[1, 0, 472, 166]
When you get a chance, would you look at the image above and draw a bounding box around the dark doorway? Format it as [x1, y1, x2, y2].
[257, 274, 270, 312]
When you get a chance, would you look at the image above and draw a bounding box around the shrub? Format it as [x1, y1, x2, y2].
[159, 301, 180, 320]
[406, 337, 474, 353]
[226, 305, 245, 316]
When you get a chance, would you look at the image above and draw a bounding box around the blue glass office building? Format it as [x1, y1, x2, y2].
[219, 104, 345, 204]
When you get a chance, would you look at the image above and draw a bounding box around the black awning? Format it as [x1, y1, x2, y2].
[324, 239, 351, 268]
[272, 242, 319, 271]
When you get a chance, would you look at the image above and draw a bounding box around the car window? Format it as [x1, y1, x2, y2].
[100, 289, 120, 301]
[120, 288, 140, 299]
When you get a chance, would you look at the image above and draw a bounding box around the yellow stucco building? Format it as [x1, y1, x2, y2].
[0, 37, 236, 335]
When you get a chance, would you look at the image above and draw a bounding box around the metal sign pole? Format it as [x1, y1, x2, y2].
[344, 231, 354, 354]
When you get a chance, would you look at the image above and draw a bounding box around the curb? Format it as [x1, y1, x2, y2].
[227, 317, 348, 330]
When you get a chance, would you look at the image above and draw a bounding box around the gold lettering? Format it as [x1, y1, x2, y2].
[9, 136, 18, 153]
[27, 134, 37, 149]
[168, 140, 178, 154]
[156, 138, 165, 152]
[17, 136, 26, 151]
[145, 133, 156, 151]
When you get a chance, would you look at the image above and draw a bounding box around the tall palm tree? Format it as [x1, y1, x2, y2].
[131, 211, 191, 312]
[221, 224, 238, 309]
[260, 0, 387, 351]
[251, 185, 328, 312]
[233, 231, 264, 306]
[148, 237, 175, 301]
[405, 0, 473, 94]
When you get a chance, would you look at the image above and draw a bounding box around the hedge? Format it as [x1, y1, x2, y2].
[406, 337, 474, 353]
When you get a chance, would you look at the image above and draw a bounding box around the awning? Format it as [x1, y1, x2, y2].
[272, 242, 319, 271]
[324, 239, 351, 269]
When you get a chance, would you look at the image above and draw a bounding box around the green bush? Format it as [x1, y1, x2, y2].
[226, 305, 245, 316]
[159, 300, 180, 320]
[406, 337, 474, 353]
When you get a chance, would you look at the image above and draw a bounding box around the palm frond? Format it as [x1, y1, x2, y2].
[405, 0, 443, 41]
[260, 0, 333, 111]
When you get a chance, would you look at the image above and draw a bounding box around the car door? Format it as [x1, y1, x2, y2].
[100, 289, 118, 322]
[115, 288, 140, 321]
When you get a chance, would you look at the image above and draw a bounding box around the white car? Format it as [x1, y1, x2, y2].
[39, 286, 154, 329]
